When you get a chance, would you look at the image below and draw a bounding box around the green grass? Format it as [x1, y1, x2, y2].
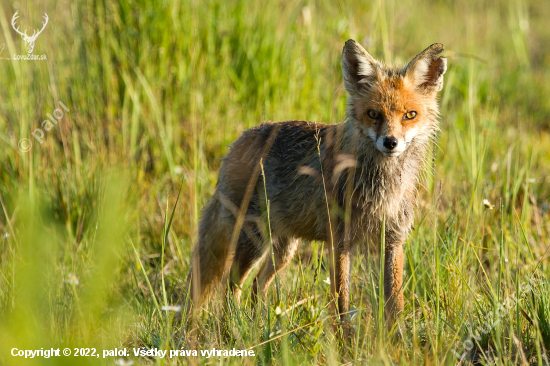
[1, 0, 550, 364]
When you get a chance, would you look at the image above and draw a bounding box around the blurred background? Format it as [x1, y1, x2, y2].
[0, 0, 549, 365]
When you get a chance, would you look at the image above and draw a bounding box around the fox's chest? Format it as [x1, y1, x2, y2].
[350, 178, 409, 217]
[354, 159, 412, 205]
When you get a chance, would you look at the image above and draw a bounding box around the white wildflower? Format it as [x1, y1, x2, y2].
[66, 274, 79, 285]
[483, 199, 494, 210]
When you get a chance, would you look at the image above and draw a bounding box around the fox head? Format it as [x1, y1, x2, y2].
[342, 40, 446, 157]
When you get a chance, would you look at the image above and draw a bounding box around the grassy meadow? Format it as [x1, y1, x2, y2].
[1, 0, 550, 364]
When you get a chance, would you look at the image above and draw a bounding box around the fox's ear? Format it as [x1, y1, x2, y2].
[342, 39, 379, 97]
[405, 43, 447, 93]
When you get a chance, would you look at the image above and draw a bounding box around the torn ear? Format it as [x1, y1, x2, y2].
[405, 43, 447, 93]
[342, 39, 378, 97]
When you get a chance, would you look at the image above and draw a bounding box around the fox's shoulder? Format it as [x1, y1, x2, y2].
[248, 120, 329, 135]
[224, 120, 332, 166]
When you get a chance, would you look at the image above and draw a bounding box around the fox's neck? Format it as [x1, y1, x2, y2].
[340, 119, 429, 217]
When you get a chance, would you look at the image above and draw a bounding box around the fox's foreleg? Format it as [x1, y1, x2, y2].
[384, 240, 404, 330]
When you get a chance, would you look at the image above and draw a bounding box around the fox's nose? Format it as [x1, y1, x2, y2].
[383, 137, 398, 150]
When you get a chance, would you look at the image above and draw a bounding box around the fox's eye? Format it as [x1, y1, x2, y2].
[367, 110, 380, 119]
[404, 111, 417, 120]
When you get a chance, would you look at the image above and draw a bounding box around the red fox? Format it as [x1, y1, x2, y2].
[188, 39, 446, 330]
